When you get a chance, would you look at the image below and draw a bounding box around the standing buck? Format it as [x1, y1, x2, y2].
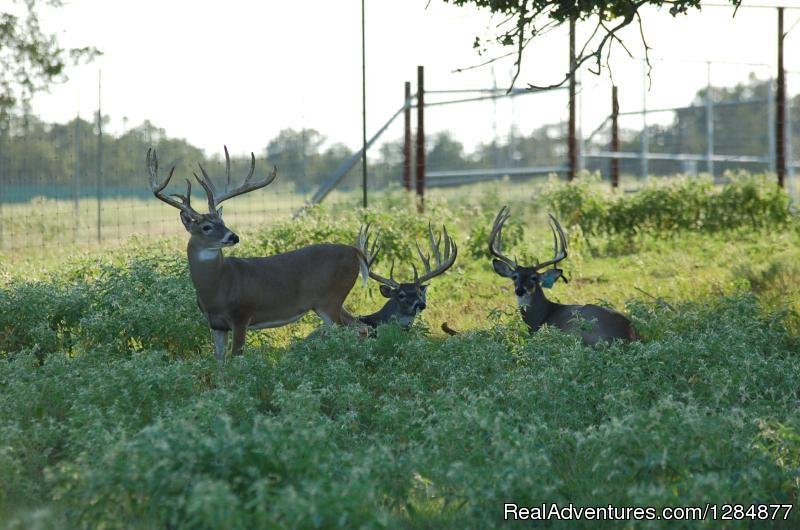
[147, 147, 369, 360]
[356, 224, 457, 330]
[489, 206, 636, 345]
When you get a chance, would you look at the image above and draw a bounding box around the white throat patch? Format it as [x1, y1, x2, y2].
[197, 248, 222, 261]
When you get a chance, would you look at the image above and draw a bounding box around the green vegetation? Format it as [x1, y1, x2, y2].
[1, 176, 799, 528]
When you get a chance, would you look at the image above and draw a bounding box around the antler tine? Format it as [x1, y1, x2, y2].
[147, 148, 195, 213]
[535, 213, 568, 270]
[416, 224, 458, 284]
[224, 145, 231, 192]
[357, 223, 381, 268]
[168, 178, 193, 209]
[488, 205, 516, 268]
[212, 153, 276, 206]
[193, 167, 218, 213]
[365, 234, 400, 289]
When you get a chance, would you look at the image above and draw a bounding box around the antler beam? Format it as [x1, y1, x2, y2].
[415, 223, 457, 284]
[194, 145, 277, 213]
[534, 214, 568, 270]
[488, 206, 516, 269]
[147, 148, 197, 215]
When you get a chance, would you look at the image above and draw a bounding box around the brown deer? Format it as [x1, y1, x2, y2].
[356, 224, 457, 330]
[147, 147, 369, 360]
[489, 206, 636, 345]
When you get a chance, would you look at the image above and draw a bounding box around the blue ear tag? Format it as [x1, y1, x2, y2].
[540, 269, 561, 289]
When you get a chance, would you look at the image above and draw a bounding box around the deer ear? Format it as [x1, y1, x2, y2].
[379, 285, 393, 298]
[539, 268, 563, 289]
[492, 259, 514, 278]
[179, 211, 195, 231]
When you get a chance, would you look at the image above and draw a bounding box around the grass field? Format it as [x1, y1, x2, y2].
[1, 174, 799, 528]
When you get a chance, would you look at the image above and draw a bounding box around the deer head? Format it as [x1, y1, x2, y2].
[147, 146, 277, 249]
[489, 206, 568, 306]
[359, 224, 457, 328]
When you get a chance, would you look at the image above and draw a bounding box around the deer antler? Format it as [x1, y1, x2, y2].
[356, 224, 399, 289]
[147, 148, 197, 215]
[194, 145, 277, 213]
[488, 206, 516, 269]
[534, 214, 568, 270]
[414, 223, 457, 284]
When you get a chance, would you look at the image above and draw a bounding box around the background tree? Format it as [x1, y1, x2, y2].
[0, 0, 99, 113]
[443, 0, 741, 88]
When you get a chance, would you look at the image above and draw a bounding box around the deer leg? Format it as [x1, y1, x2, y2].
[211, 329, 228, 362]
[231, 323, 248, 356]
[314, 309, 337, 326]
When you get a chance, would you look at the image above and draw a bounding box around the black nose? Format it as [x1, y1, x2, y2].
[231, 233, 239, 244]
[418, 302, 426, 310]
[515, 288, 525, 296]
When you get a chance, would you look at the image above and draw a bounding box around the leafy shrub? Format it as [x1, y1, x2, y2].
[542, 173, 791, 237]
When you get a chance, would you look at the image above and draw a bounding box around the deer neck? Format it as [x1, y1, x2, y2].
[520, 285, 558, 332]
[359, 299, 414, 329]
[186, 239, 225, 300]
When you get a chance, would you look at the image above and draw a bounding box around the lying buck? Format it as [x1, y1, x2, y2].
[147, 147, 369, 360]
[356, 224, 457, 330]
[489, 206, 636, 345]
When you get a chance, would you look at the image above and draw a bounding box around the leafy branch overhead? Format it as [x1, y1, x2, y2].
[0, 0, 100, 112]
[443, 0, 741, 89]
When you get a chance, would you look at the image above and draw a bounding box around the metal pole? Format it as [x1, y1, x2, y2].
[361, 0, 368, 207]
[74, 114, 81, 243]
[96, 71, 103, 243]
[777, 7, 786, 188]
[768, 78, 776, 173]
[706, 62, 715, 177]
[611, 85, 620, 188]
[415, 65, 425, 212]
[568, 16, 577, 181]
[0, 115, 5, 249]
[403, 81, 411, 191]
[788, 83, 796, 207]
[641, 60, 649, 181]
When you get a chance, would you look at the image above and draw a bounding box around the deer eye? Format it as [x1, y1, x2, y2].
[202, 225, 212, 232]
[397, 292, 406, 300]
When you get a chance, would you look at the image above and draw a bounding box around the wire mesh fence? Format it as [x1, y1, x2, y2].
[0, 58, 798, 257]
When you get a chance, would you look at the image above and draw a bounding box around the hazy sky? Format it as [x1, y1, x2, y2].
[30, 0, 800, 157]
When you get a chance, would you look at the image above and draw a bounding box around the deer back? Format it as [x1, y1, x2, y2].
[545, 303, 636, 345]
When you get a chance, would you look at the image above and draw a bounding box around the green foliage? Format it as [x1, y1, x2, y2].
[542, 173, 791, 238]
[0, 186, 799, 527]
[0, 1, 100, 111]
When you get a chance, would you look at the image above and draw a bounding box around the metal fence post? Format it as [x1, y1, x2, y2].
[415, 65, 425, 212]
[74, 114, 81, 243]
[96, 72, 103, 244]
[640, 60, 649, 181]
[705, 62, 715, 177]
[611, 85, 619, 188]
[567, 16, 577, 181]
[403, 81, 411, 191]
[768, 78, 776, 173]
[776, 7, 786, 188]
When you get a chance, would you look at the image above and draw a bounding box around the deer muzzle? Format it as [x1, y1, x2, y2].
[222, 231, 240, 246]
